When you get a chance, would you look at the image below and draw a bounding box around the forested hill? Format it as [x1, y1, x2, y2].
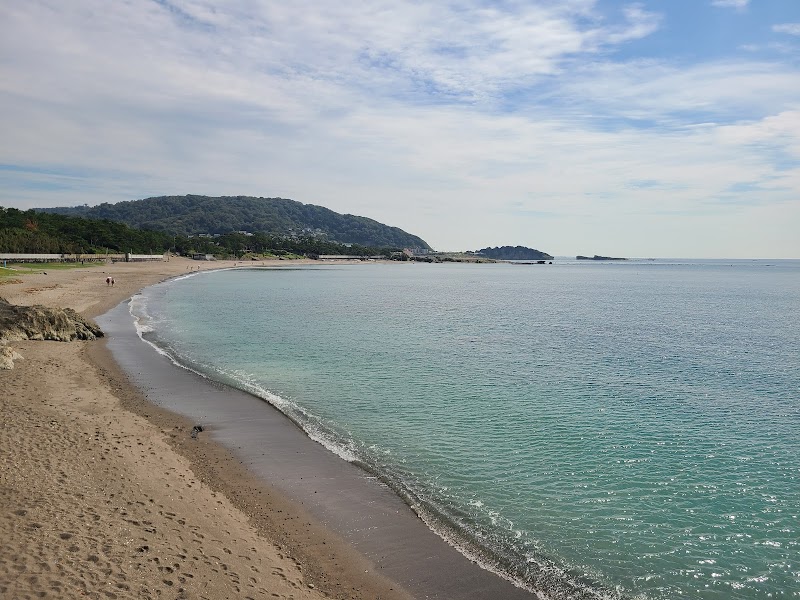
[0, 206, 177, 254]
[40, 195, 431, 249]
[0, 206, 397, 257]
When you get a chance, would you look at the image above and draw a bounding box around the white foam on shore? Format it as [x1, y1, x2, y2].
[127, 289, 361, 464]
[129, 293, 155, 335]
[128, 288, 214, 379]
[224, 374, 361, 464]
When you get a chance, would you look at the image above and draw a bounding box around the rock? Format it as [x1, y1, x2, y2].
[0, 344, 23, 370]
[0, 297, 104, 344]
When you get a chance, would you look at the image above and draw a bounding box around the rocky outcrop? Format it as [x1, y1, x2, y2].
[0, 297, 104, 344]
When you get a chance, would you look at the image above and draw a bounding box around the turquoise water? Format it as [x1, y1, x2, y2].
[135, 260, 800, 599]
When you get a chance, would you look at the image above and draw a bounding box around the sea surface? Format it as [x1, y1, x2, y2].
[132, 259, 800, 599]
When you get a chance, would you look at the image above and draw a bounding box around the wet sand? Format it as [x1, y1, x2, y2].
[1, 258, 537, 599]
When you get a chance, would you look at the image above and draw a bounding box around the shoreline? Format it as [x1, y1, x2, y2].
[1, 257, 408, 600]
[1, 258, 538, 599]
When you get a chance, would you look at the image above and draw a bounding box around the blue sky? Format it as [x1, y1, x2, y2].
[1, 0, 798, 257]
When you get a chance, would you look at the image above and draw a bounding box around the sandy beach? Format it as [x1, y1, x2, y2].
[1, 257, 410, 600]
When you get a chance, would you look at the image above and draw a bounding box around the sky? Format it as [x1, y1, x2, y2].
[1, 0, 799, 257]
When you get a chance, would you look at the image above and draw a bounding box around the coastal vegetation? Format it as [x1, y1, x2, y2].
[0, 206, 174, 255]
[4, 200, 557, 263]
[39, 194, 431, 250]
[0, 206, 397, 258]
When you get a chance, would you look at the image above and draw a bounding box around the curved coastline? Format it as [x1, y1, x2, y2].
[99, 263, 542, 599]
[2, 258, 387, 599]
[128, 291, 603, 600]
[127, 283, 549, 595]
[124, 266, 632, 600]
[7, 258, 796, 599]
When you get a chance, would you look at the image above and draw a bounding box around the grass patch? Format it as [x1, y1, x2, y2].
[0, 262, 101, 278]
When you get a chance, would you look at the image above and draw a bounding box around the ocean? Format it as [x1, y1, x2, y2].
[130, 259, 800, 599]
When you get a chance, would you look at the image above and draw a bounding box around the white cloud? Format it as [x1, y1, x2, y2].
[711, 0, 749, 8]
[12, 0, 658, 102]
[773, 23, 800, 36]
[717, 110, 800, 158]
[0, 0, 798, 257]
[548, 59, 799, 127]
[601, 3, 661, 44]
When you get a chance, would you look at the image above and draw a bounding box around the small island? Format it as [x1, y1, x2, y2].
[576, 255, 627, 261]
[475, 246, 554, 261]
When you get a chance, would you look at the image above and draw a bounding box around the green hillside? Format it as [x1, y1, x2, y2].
[0, 206, 393, 258]
[40, 195, 431, 249]
[0, 206, 174, 255]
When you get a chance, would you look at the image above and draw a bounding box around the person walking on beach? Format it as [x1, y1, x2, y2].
[111, 277, 115, 287]
[106, 276, 111, 286]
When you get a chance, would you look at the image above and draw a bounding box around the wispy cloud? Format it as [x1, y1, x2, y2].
[711, 0, 749, 9]
[0, 0, 798, 257]
[545, 59, 799, 129]
[773, 23, 800, 36]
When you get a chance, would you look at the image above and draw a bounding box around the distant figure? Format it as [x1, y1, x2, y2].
[106, 276, 111, 286]
[111, 277, 115, 287]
